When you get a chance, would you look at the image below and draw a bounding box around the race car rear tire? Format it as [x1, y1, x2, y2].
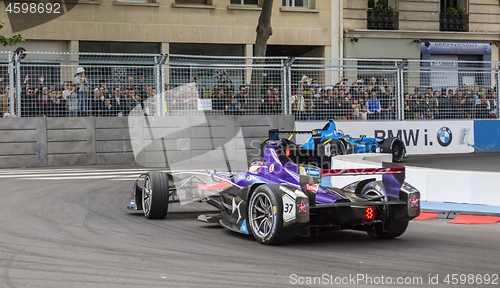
[142, 171, 169, 219]
[382, 137, 406, 163]
[248, 185, 295, 245]
[330, 139, 346, 156]
[367, 220, 409, 239]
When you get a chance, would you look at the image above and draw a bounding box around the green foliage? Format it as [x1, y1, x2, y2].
[0, 20, 25, 47]
[369, 0, 395, 16]
[445, 7, 465, 17]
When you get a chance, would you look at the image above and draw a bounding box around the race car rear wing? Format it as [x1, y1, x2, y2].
[322, 164, 405, 200]
[268, 128, 321, 141]
[321, 166, 404, 176]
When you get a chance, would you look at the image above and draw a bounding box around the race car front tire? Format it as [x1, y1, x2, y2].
[142, 171, 169, 219]
[367, 220, 409, 239]
[248, 185, 295, 245]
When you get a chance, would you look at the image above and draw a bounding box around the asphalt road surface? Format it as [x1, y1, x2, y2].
[1, 165, 499, 287]
[404, 152, 500, 172]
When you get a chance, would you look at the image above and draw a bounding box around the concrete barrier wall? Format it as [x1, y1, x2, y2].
[0, 115, 294, 168]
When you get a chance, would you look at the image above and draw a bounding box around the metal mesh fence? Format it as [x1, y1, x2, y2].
[289, 58, 400, 121]
[1, 52, 498, 120]
[16, 52, 163, 117]
[402, 60, 499, 120]
[163, 55, 288, 116]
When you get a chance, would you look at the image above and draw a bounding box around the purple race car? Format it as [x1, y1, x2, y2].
[128, 143, 420, 245]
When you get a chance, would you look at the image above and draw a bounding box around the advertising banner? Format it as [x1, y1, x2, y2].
[296, 121, 474, 155]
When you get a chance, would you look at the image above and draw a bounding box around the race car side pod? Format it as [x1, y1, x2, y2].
[321, 166, 405, 176]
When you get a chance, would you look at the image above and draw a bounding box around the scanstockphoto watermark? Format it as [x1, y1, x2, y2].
[290, 273, 424, 286]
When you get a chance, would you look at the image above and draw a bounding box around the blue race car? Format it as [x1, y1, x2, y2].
[261, 119, 406, 168]
[128, 143, 420, 245]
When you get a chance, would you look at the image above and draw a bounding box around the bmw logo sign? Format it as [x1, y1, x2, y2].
[437, 127, 452, 147]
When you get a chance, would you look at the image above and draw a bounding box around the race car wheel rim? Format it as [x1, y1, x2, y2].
[250, 192, 274, 238]
[143, 176, 152, 215]
[393, 141, 404, 161]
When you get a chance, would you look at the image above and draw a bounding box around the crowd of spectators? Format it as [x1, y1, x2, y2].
[403, 86, 497, 120]
[291, 76, 498, 121]
[0, 70, 497, 120]
[291, 77, 397, 121]
[0, 69, 158, 118]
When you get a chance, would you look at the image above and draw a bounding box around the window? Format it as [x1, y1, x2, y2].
[441, 0, 467, 13]
[440, 0, 468, 32]
[175, 0, 208, 4]
[282, 0, 309, 8]
[231, 0, 259, 4]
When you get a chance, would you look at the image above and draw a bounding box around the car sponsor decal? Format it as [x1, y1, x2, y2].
[271, 206, 277, 235]
[282, 193, 296, 223]
[305, 183, 319, 193]
[410, 195, 420, 207]
[437, 127, 453, 147]
[130, 199, 135, 207]
[269, 164, 275, 173]
[300, 167, 320, 178]
[297, 201, 308, 215]
[325, 143, 331, 156]
[232, 198, 243, 223]
[237, 173, 257, 182]
[239, 219, 248, 233]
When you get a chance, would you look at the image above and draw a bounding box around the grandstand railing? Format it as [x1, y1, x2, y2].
[1, 52, 498, 121]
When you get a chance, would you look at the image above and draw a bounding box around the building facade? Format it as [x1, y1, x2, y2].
[343, 0, 500, 62]
[1, 0, 337, 58]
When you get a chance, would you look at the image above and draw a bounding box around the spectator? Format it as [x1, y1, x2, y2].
[101, 98, 115, 117]
[0, 87, 8, 116]
[426, 87, 433, 97]
[48, 90, 64, 117]
[90, 89, 102, 117]
[420, 93, 436, 119]
[476, 88, 491, 119]
[453, 90, 465, 119]
[218, 70, 233, 92]
[464, 90, 476, 119]
[437, 88, 452, 119]
[413, 87, 421, 98]
[112, 89, 125, 117]
[272, 87, 282, 114]
[235, 85, 247, 114]
[291, 88, 305, 120]
[75, 67, 89, 116]
[303, 91, 315, 120]
[351, 99, 361, 120]
[65, 84, 78, 117]
[381, 77, 390, 94]
[225, 98, 241, 115]
[403, 93, 411, 119]
[332, 89, 347, 120]
[38, 86, 50, 117]
[212, 87, 226, 111]
[366, 91, 381, 120]
[380, 87, 395, 120]
[411, 93, 421, 119]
